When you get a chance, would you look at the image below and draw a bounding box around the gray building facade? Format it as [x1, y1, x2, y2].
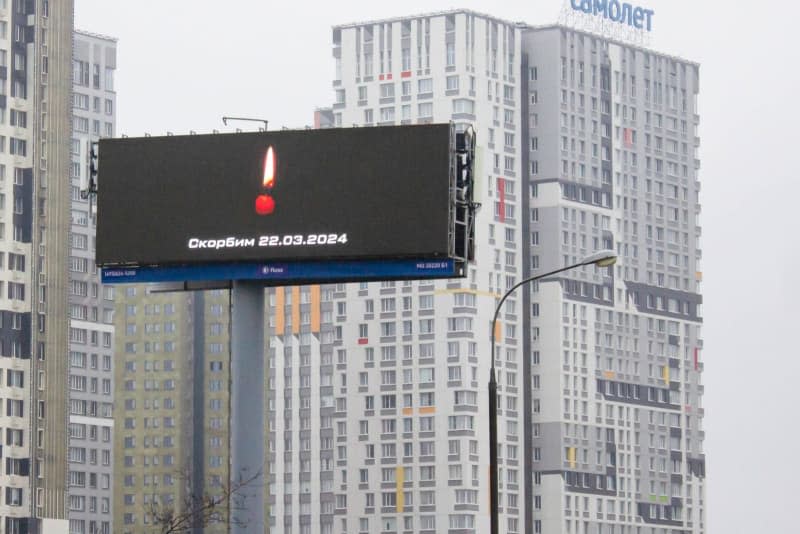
[67, 30, 117, 534]
[521, 25, 705, 534]
[0, 0, 74, 532]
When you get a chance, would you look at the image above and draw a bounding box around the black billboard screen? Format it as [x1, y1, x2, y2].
[95, 124, 453, 267]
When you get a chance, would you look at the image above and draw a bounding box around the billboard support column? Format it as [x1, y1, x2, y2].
[230, 281, 265, 533]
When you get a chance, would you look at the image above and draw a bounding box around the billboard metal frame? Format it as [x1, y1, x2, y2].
[94, 124, 477, 533]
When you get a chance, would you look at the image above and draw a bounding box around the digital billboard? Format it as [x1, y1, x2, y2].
[95, 124, 455, 270]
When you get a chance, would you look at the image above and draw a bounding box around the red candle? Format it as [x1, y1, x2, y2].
[255, 194, 275, 215]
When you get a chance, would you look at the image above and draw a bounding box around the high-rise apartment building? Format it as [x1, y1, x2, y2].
[265, 9, 705, 534]
[522, 26, 705, 534]
[269, 11, 526, 534]
[67, 29, 116, 534]
[265, 285, 334, 533]
[114, 288, 231, 534]
[0, 0, 74, 532]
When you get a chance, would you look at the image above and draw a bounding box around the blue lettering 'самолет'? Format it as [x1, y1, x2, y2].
[570, 0, 654, 31]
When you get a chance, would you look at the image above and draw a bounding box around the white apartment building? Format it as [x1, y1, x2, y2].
[270, 9, 705, 534]
[523, 25, 705, 534]
[66, 29, 116, 534]
[268, 10, 525, 534]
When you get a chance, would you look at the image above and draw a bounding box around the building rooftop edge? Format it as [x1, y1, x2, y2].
[75, 29, 118, 43]
[332, 10, 698, 67]
[334, 8, 522, 31]
[523, 23, 699, 68]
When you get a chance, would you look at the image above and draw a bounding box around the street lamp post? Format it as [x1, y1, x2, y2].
[489, 250, 617, 534]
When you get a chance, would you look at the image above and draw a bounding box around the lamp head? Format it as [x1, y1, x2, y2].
[581, 250, 617, 267]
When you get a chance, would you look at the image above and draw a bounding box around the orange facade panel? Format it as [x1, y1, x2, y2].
[275, 288, 285, 333]
[310, 285, 321, 333]
[291, 287, 300, 334]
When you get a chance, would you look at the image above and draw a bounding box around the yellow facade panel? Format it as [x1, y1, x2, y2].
[396, 467, 405, 512]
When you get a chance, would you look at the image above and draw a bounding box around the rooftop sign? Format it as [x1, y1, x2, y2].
[559, 0, 654, 45]
[570, 0, 654, 31]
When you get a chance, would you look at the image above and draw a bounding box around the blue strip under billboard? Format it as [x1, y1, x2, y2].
[102, 258, 458, 285]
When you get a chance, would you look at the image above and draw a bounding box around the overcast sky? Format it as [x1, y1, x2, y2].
[75, 1, 799, 532]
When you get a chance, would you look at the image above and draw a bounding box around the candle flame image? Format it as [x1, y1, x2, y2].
[255, 146, 276, 216]
[263, 146, 275, 189]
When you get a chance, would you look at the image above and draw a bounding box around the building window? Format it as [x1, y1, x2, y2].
[105, 67, 114, 91]
[418, 102, 432, 118]
[417, 78, 432, 94]
[73, 60, 90, 86]
[446, 75, 458, 91]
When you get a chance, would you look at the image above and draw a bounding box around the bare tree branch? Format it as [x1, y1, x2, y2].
[148, 468, 262, 534]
